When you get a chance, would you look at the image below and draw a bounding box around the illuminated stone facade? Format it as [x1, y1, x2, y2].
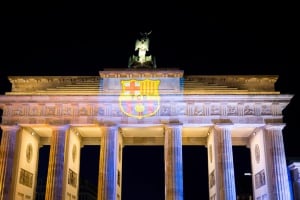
[0, 68, 293, 199]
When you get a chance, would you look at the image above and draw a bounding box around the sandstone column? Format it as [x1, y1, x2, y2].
[0, 125, 19, 199]
[11, 126, 41, 199]
[264, 125, 291, 199]
[210, 125, 236, 200]
[62, 127, 82, 199]
[45, 125, 69, 200]
[164, 124, 183, 200]
[98, 125, 119, 200]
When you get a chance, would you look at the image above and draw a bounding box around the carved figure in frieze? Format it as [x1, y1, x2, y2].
[244, 104, 254, 115]
[29, 107, 40, 116]
[160, 105, 170, 116]
[63, 107, 73, 116]
[194, 104, 204, 116]
[261, 104, 271, 115]
[176, 104, 186, 115]
[79, 107, 88, 116]
[12, 107, 25, 116]
[227, 104, 237, 115]
[210, 104, 220, 115]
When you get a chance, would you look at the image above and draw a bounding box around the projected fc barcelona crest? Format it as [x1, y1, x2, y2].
[119, 79, 160, 119]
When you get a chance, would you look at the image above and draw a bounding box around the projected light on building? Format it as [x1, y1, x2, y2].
[119, 79, 160, 119]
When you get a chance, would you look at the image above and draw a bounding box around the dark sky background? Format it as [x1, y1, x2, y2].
[0, 1, 299, 199]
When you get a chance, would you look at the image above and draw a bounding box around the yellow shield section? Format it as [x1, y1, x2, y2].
[119, 79, 160, 119]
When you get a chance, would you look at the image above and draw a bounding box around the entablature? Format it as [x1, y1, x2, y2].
[0, 94, 292, 126]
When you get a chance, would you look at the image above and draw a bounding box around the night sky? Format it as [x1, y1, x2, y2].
[0, 1, 299, 199]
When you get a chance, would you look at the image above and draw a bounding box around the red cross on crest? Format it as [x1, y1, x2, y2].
[119, 79, 160, 119]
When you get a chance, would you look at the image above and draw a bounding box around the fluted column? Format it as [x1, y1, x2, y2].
[164, 124, 183, 200]
[214, 125, 236, 200]
[98, 125, 119, 200]
[45, 125, 69, 200]
[264, 125, 291, 199]
[0, 125, 19, 199]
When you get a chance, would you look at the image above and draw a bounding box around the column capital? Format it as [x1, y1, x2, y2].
[214, 124, 234, 131]
[99, 121, 119, 127]
[0, 125, 19, 132]
[212, 119, 233, 125]
[165, 123, 183, 128]
[98, 122, 119, 133]
[49, 124, 70, 131]
[212, 119, 233, 130]
[264, 124, 285, 131]
[164, 123, 183, 135]
[164, 121, 183, 127]
[101, 124, 119, 131]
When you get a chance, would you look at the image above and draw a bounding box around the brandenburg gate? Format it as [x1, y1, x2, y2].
[0, 33, 293, 200]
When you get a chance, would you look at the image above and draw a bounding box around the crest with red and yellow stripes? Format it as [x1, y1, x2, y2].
[119, 79, 160, 119]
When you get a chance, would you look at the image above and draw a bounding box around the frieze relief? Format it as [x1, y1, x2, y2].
[11, 105, 26, 116]
[78, 104, 93, 116]
[111, 105, 122, 116]
[226, 104, 237, 115]
[45, 106, 58, 116]
[244, 104, 255, 115]
[210, 104, 221, 115]
[79, 107, 88, 116]
[62, 105, 74, 116]
[2, 107, 10, 116]
[29, 106, 41, 116]
[160, 105, 171, 116]
[175, 103, 186, 115]
[94, 106, 105, 116]
[193, 103, 204, 116]
[1, 102, 283, 125]
[261, 103, 272, 115]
